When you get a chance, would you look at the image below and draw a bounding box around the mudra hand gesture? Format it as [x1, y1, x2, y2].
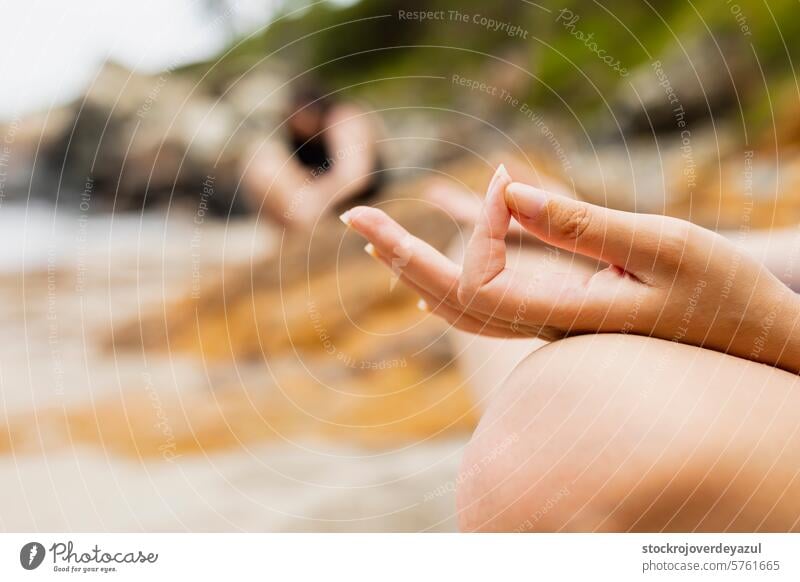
[341, 165, 800, 373]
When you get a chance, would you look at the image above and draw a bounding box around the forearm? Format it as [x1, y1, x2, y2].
[734, 283, 800, 374]
[313, 146, 377, 206]
[724, 226, 800, 291]
[314, 168, 372, 206]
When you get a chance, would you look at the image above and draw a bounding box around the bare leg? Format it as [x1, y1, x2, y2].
[456, 333, 800, 532]
[241, 141, 316, 227]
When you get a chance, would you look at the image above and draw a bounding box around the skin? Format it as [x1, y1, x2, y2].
[444, 238, 800, 532]
[458, 333, 800, 532]
[427, 177, 800, 292]
[342, 164, 800, 531]
[342, 164, 800, 373]
[242, 103, 378, 230]
[422, 155, 576, 241]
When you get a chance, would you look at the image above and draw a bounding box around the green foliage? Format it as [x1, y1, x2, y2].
[205, 0, 800, 127]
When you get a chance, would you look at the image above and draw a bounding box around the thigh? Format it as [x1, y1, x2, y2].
[457, 333, 800, 532]
[242, 141, 309, 206]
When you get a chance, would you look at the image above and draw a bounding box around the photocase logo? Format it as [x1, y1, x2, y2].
[20, 542, 46, 570]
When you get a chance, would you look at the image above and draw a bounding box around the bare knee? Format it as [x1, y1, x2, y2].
[456, 334, 800, 531]
[456, 334, 613, 532]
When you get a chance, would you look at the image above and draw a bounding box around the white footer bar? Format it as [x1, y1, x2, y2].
[1, 533, 798, 581]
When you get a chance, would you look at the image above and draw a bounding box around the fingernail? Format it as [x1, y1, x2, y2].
[339, 210, 353, 226]
[416, 299, 429, 312]
[497, 163, 509, 179]
[505, 182, 548, 218]
[364, 243, 377, 258]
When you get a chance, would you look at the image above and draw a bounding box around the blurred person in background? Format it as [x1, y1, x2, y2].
[241, 80, 384, 230]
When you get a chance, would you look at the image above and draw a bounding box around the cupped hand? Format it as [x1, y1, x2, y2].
[341, 165, 800, 372]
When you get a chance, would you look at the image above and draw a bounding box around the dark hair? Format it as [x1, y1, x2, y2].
[291, 78, 334, 115]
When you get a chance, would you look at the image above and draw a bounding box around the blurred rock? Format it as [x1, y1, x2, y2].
[223, 64, 291, 126]
[680, 146, 800, 229]
[4, 62, 269, 215]
[611, 33, 754, 136]
[567, 124, 738, 212]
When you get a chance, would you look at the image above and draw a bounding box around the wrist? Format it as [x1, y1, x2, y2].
[754, 286, 800, 374]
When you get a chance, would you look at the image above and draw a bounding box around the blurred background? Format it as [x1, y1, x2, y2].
[1, 0, 798, 531]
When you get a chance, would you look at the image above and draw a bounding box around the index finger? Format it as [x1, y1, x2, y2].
[341, 206, 463, 303]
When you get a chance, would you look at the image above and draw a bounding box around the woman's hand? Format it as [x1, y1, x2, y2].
[341, 165, 800, 373]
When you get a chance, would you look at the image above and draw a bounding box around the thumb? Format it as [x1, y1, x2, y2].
[505, 182, 665, 276]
